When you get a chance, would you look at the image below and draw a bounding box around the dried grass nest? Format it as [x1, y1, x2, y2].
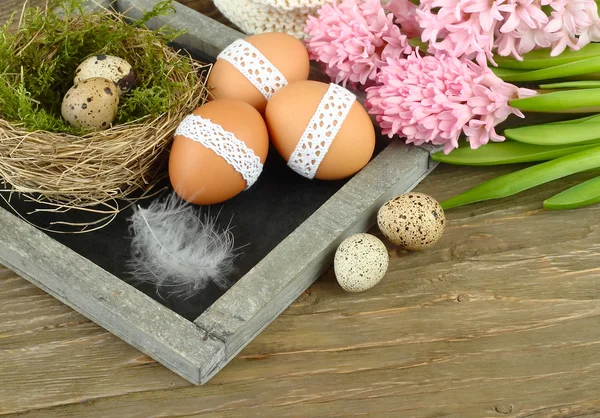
[0, 0, 210, 230]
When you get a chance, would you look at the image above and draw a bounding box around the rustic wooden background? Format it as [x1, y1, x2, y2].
[2, 1, 600, 417]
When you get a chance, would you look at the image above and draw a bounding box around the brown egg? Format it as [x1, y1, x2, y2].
[169, 100, 269, 205]
[207, 33, 310, 113]
[265, 80, 376, 180]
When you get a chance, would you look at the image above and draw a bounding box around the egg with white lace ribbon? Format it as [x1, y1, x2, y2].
[169, 99, 269, 205]
[207, 33, 310, 113]
[265, 80, 376, 180]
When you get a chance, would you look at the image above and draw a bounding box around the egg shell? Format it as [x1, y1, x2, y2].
[61, 77, 119, 130]
[207, 33, 310, 113]
[169, 100, 269, 205]
[377, 193, 445, 251]
[265, 80, 375, 180]
[75, 55, 135, 95]
[334, 233, 389, 293]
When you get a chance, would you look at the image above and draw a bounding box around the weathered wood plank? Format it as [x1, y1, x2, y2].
[116, 0, 243, 58]
[173, 0, 239, 27]
[2, 0, 600, 416]
[3, 165, 600, 417]
[0, 206, 226, 385]
[194, 141, 436, 382]
[0, 268, 193, 415]
[0, 0, 241, 385]
[0, 0, 44, 23]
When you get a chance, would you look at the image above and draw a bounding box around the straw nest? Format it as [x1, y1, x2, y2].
[0, 1, 210, 231]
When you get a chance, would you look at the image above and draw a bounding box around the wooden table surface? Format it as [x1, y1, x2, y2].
[2, 1, 600, 417]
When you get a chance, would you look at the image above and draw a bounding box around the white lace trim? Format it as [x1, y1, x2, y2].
[254, 0, 332, 11]
[217, 39, 288, 100]
[213, 0, 317, 39]
[287, 83, 356, 179]
[214, 0, 332, 38]
[175, 114, 263, 189]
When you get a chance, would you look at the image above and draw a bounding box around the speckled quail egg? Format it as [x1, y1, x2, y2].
[377, 192, 445, 251]
[61, 77, 119, 130]
[74, 55, 135, 95]
[334, 233, 389, 292]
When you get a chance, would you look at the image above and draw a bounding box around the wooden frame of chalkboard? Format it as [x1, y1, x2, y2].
[0, 0, 439, 385]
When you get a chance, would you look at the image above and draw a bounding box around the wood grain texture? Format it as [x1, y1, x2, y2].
[3, 164, 600, 417]
[0, 203, 227, 385]
[0, 0, 44, 23]
[117, 0, 243, 58]
[0, 269, 192, 415]
[2, 0, 600, 416]
[193, 141, 434, 383]
[177, 0, 240, 29]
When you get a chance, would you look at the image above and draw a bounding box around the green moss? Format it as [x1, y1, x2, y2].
[0, 0, 193, 134]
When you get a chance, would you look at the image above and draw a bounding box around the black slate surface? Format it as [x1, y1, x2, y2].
[0, 145, 355, 321]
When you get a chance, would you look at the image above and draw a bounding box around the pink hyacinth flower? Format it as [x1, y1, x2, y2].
[417, 0, 514, 66]
[494, 0, 553, 60]
[365, 51, 536, 154]
[546, 0, 600, 56]
[304, 0, 412, 87]
[416, 0, 600, 63]
[383, 0, 422, 38]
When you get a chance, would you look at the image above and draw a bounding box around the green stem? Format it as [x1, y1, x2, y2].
[509, 88, 600, 113]
[540, 81, 600, 89]
[504, 119, 600, 145]
[431, 141, 599, 166]
[490, 67, 527, 78]
[440, 145, 600, 210]
[544, 176, 600, 210]
[494, 43, 600, 70]
[499, 56, 600, 83]
[408, 38, 428, 50]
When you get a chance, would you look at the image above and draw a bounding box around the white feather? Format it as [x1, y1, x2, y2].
[128, 192, 236, 297]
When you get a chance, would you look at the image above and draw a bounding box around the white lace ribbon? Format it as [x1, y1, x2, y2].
[287, 83, 356, 179]
[175, 114, 263, 189]
[217, 39, 288, 100]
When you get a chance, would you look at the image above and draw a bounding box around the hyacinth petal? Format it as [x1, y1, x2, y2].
[415, 0, 600, 61]
[545, 17, 563, 33]
[366, 52, 529, 154]
[384, 0, 422, 37]
[500, 12, 520, 34]
[305, 0, 412, 87]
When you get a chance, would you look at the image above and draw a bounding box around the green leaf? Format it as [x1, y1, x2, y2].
[499, 56, 600, 82]
[494, 43, 600, 70]
[509, 88, 600, 113]
[431, 141, 599, 166]
[504, 120, 600, 145]
[440, 145, 600, 210]
[540, 81, 600, 89]
[544, 176, 600, 210]
[564, 73, 600, 81]
[490, 67, 528, 78]
[408, 38, 428, 50]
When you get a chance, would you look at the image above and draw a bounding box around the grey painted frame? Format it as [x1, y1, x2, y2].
[0, 0, 439, 385]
